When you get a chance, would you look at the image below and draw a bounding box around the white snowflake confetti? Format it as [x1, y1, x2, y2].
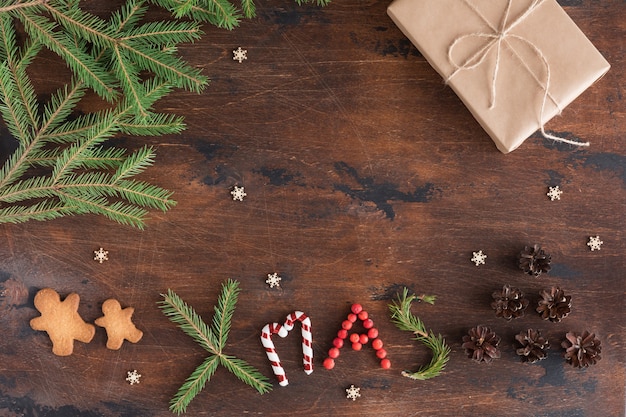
[587, 236, 603, 251]
[471, 250, 487, 266]
[126, 370, 141, 385]
[94, 248, 109, 263]
[345, 385, 361, 401]
[265, 273, 281, 288]
[233, 47, 247, 63]
[231, 186, 247, 201]
[547, 186, 563, 201]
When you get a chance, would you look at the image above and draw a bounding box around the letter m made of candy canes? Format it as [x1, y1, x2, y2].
[261, 311, 313, 386]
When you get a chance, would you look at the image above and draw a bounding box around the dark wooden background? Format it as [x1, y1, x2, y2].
[1, 1, 624, 416]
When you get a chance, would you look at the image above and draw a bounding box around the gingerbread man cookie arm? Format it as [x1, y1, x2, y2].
[67, 293, 97, 344]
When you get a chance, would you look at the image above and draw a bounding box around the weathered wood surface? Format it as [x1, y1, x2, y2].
[1, 1, 624, 416]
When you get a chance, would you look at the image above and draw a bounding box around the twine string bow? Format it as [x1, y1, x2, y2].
[446, 0, 589, 147]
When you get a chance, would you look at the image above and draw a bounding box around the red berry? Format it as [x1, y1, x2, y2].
[349, 333, 360, 343]
[380, 358, 391, 369]
[347, 313, 357, 323]
[328, 347, 340, 359]
[376, 348, 387, 359]
[337, 329, 348, 339]
[371, 338, 383, 350]
[351, 304, 363, 314]
[359, 334, 369, 344]
[323, 358, 335, 370]
[352, 342, 362, 351]
[367, 328, 379, 339]
[362, 318, 374, 329]
[341, 320, 353, 330]
[358, 310, 369, 320]
[333, 338, 344, 348]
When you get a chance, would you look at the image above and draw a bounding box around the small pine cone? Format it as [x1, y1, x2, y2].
[515, 329, 549, 363]
[491, 284, 529, 320]
[518, 244, 552, 277]
[561, 331, 602, 368]
[462, 325, 501, 363]
[536, 287, 572, 322]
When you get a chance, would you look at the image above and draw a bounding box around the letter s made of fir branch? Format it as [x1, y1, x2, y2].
[389, 288, 450, 380]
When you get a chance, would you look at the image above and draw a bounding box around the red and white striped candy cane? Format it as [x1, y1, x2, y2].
[283, 311, 313, 375]
[260, 311, 313, 386]
[261, 322, 288, 386]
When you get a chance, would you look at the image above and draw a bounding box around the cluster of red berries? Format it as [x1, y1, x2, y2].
[323, 303, 391, 370]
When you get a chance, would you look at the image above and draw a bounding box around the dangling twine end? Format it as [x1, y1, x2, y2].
[541, 127, 590, 147]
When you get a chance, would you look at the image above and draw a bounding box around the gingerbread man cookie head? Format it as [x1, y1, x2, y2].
[95, 299, 143, 350]
[30, 288, 95, 356]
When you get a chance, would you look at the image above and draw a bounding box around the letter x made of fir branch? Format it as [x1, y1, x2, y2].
[160, 279, 271, 415]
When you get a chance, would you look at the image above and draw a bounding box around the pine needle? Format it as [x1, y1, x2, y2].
[389, 288, 450, 380]
[159, 280, 272, 415]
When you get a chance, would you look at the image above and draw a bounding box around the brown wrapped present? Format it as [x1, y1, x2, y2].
[387, 0, 610, 153]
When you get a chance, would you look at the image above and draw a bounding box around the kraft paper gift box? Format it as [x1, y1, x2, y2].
[387, 0, 610, 153]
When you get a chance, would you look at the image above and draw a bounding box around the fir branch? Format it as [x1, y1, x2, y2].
[15, 0, 208, 113]
[159, 280, 271, 415]
[27, 145, 128, 169]
[240, 0, 255, 19]
[110, 0, 148, 35]
[0, 199, 80, 223]
[17, 9, 119, 101]
[38, 81, 87, 138]
[211, 276, 240, 351]
[170, 355, 220, 414]
[0, 145, 41, 187]
[118, 112, 185, 136]
[152, 0, 329, 28]
[119, 20, 201, 44]
[0, 15, 40, 130]
[154, 0, 230, 28]
[295, 0, 332, 5]
[0, 101, 177, 228]
[160, 288, 219, 353]
[0, 0, 330, 227]
[389, 288, 450, 381]
[112, 146, 156, 180]
[0, 0, 47, 14]
[0, 12, 178, 228]
[218, 354, 273, 394]
[50, 112, 119, 182]
[0, 60, 34, 142]
[58, 192, 149, 228]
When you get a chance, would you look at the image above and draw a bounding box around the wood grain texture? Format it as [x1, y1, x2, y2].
[0, 0, 624, 416]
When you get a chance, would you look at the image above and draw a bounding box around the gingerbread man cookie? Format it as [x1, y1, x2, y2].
[30, 288, 95, 356]
[95, 299, 143, 350]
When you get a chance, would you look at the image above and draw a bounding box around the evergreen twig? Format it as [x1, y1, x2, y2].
[0, 69, 179, 228]
[0, 0, 329, 227]
[389, 288, 450, 380]
[151, 0, 331, 29]
[159, 279, 272, 415]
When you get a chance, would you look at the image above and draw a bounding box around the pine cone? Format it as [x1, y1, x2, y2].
[462, 325, 501, 363]
[536, 287, 572, 322]
[561, 331, 602, 368]
[518, 244, 552, 276]
[491, 284, 529, 320]
[515, 329, 549, 363]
